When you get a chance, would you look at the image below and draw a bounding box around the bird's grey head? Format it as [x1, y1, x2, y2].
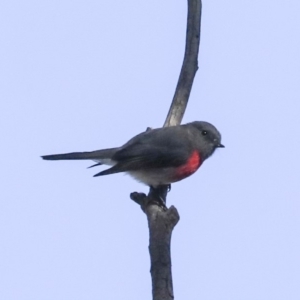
[188, 121, 224, 160]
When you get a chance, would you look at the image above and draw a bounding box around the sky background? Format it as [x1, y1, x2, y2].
[1, 0, 300, 299]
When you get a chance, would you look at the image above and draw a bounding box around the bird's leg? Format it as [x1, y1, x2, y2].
[130, 185, 171, 211]
[148, 185, 171, 210]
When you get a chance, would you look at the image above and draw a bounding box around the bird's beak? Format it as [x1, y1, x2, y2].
[217, 143, 225, 148]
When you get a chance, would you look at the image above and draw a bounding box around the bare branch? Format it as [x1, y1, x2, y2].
[131, 1, 202, 299]
[164, 0, 202, 127]
[130, 193, 180, 300]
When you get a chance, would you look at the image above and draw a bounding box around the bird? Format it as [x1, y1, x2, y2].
[41, 121, 224, 188]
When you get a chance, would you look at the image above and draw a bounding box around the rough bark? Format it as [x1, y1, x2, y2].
[131, 192, 179, 300]
[131, 1, 202, 299]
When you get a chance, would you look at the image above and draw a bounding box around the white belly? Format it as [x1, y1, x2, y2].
[128, 168, 175, 188]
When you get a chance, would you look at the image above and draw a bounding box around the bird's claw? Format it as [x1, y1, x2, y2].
[157, 196, 167, 210]
[148, 185, 171, 210]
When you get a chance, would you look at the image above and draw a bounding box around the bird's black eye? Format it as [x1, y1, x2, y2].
[202, 130, 207, 136]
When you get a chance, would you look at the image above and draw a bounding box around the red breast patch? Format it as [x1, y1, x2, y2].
[173, 151, 202, 181]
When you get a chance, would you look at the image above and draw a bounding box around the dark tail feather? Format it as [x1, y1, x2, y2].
[41, 148, 118, 161]
[87, 162, 103, 169]
[93, 164, 124, 177]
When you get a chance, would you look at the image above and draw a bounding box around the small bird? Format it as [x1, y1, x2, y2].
[42, 121, 224, 188]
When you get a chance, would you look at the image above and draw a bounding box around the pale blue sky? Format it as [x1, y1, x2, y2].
[1, 0, 300, 299]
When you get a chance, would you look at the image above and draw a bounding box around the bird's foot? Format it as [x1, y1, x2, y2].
[130, 191, 166, 211]
[152, 196, 167, 211]
[148, 185, 171, 210]
[130, 185, 171, 212]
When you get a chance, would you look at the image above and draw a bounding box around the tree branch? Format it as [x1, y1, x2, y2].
[130, 192, 180, 300]
[164, 0, 202, 127]
[131, 1, 202, 299]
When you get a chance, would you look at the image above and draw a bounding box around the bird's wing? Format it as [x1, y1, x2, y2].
[112, 127, 192, 169]
[93, 147, 189, 177]
[93, 126, 194, 177]
[113, 146, 188, 168]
